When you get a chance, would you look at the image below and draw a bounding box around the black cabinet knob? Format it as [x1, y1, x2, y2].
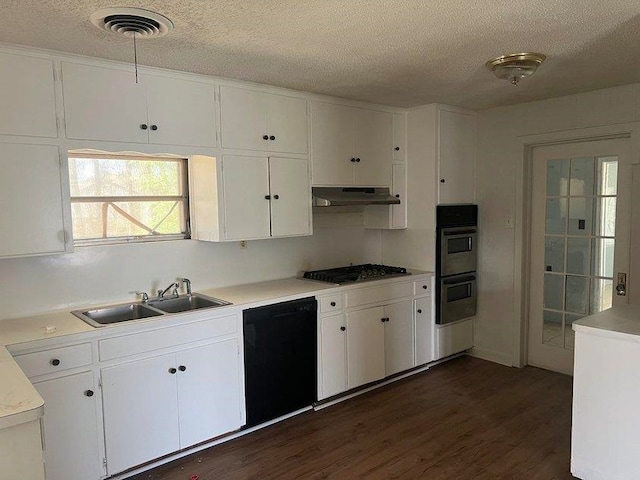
[350, 158, 356, 163]
[381, 317, 389, 323]
[440, 179, 445, 183]
[355, 158, 361, 163]
[169, 367, 177, 374]
[85, 390, 94, 397]
[265, 195, 271, 200]
[269, 135, 276, 141]
[179, 365, 187, 372]
[330, 301, 336, 307]
[273, 194, 280, 200]
[340, 326, 346, 331]
[417, 309, 423, 314]
[263, 135, 269, 140]
[423, 285, 427, 289]
[140, 124, 148, 130]
[150, 124, 158, 131]
[395, 194, 400, 198]
[51, 359, 60, 366]
[395, 147, 400, 151]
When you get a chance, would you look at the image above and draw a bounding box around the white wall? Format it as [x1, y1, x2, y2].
[475, 83, 640, 366]
[0, 223, 381, 320]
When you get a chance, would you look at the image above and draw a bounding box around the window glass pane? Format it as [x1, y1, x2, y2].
[565, 275, 589, 314]
[71, 201, 185, 240]
[543, 310, 563, 348]
[546, 159, 569, 197]
[566, 237, 590, 275]
[546, 198, 567, 235]
[69, 157, 182, 197]
[590, 278, 613, 313]
[544, 236, 565, 273]
[569, 157, 594, 196]
[591, 238, 615, 278]
[544, 274, 564, 310]
[568, 197, 594, 236]
[594, 197, 616, 237]
[565, 314, 583, 350]
[596, 157, 618, 196]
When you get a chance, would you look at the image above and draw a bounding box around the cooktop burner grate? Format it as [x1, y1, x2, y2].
[302, 264, 409, 285]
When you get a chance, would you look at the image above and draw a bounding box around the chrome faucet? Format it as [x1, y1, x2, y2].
[157, 282, 180, 299]
[181, 278, 192, 296]
[130, 290, 150, 303]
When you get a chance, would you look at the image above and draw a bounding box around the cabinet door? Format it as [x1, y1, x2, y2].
[346, 306, 385, 389]
[269, 157, 311, 237]
[102, 354, 180, 475]
[392, 112, 406, 162]
[311, 102, 354, 185]
[391, 163, 407, 229]
[0, 53, 57, 138]
[220, 86, 269, 151]
[438, 110, 475, 204]
[34, 372, 101, 480]
[0, 143, 66, 257]
[384, 300, 415, 376]
[415, 296, 433, 365]
[221, 155, 271, 240]
[176, 340, 242, 448]
[320, 314, 347, 399]
[353, 108, 392, 186]
[61, 62, 148, 143]
[266, 94, 308, 154]
[145, 75, 216, 147]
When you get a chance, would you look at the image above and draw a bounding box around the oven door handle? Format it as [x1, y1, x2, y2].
[443, 229, 476, 236]
[443, 275, 476, 285]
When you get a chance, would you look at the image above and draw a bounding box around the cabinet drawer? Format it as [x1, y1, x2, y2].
[346, 282, 413, 309]
[99, 315, 238, 361]
[319, 294, 344, 313]
[14, 343, 92, 378]
[414, 279, 431, 294]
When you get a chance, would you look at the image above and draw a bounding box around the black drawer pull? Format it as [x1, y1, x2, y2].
[340, 326, 346, 331]
[85, 390, 94, 397]
[169, 367, 177, 374]
[51, 358, 60, 366]
[417, 309, 423, 314]
[330, 301, 336, 307]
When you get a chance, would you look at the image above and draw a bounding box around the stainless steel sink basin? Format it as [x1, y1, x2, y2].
[148, 293, 231, 314]
[72, 303, 163, 328]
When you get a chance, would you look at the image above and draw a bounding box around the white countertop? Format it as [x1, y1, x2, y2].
[0, 273, 432, 429]
[573, 304, 640, 343]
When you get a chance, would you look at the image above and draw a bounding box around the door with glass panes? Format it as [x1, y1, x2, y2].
[528, 139, 631, 374]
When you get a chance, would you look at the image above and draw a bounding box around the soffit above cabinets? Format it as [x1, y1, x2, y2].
[1, 1, 640, 109]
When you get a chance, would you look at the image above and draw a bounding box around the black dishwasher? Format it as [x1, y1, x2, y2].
[243, 297, 317, 428]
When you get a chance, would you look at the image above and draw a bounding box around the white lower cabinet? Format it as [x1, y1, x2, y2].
[101, 339, 242, 475]
[383, 300, 415, 376]
[34, 372, 101, 480]
[414, 296, 434, 365]
[320, 314, 347, 399]
[346, 307, 385, 389]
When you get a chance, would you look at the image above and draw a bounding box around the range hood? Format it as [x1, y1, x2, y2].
[312, 187, 400, 207]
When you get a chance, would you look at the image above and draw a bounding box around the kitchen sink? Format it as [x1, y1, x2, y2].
[148, 293, 231, 314]
[72, 303, 163, 328]
[71, 293, 232, 328]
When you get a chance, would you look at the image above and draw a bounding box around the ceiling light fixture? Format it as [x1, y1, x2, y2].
[486, 52, 546, 86]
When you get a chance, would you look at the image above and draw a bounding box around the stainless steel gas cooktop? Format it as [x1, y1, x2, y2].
[302, 264, 410, 285]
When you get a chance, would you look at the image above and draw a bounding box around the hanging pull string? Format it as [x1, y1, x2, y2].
[133, 31, 139, 84]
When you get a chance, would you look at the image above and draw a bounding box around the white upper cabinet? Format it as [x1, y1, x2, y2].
[269, 156, 312, 237]
[220, 85, 308, 154]
[311, 101, 392, 186]
[61, 62, 216, 147]
[438, 110, 475, 204]
[0, 53, 57, 138]
[392, 112, 406, 162]
[0, 143, 68, 258]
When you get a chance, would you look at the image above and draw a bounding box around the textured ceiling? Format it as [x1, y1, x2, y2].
[2, 1, 640, 109]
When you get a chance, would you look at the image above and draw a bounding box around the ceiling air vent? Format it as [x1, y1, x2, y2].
[90, 7, 173, 38]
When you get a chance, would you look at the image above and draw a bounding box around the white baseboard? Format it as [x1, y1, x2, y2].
[469, 346, 513, 367]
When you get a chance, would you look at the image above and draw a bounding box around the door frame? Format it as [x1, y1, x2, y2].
[512, 123, 640, 368]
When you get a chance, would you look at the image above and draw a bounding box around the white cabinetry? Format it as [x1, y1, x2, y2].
[383, 300, 414, 376]
[346, 306, 386, 389]
[319, 313, 347, 398]
[438, 109, 475, 204]
[220, 85, 308, 154]
[311, 102, 392, 186]
[101, 338, 242, 475]
[415, 296, 434, 365]
[364, 163, 407, 229]
[61, 62, 216, 147]
[434, 318, 474, 360]
[0, 52, 57, 138]
[189, 155, 311, 241]
[0, 143, 69, 258]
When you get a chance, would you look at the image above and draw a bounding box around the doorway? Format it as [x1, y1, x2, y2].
[527, 138, 631, 374]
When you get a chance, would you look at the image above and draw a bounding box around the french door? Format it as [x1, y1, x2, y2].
[528, 138, 631, 374]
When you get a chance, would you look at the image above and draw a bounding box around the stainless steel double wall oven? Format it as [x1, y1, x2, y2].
[436, 205, 478, 325]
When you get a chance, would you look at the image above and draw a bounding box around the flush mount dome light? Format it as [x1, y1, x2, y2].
[90, 7, 173, 38]
[486, 52, 546, 86]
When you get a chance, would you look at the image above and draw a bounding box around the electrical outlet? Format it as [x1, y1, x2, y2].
[239, 240, 247, 249]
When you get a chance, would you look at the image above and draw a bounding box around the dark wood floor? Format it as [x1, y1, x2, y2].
[127, 356, 575, 480]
